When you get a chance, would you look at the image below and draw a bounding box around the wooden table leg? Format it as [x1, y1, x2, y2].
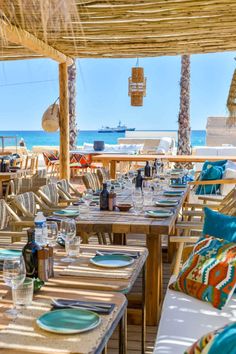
[146, 233, 162, 326]
[0, 181, 3, 198]
[142, 264, 146, 354]
[119, 308, 127, 354]
[110, 160, 116, 179]
[113, 233, 124, 245]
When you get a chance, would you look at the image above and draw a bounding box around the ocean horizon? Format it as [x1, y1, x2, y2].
[0, 130, 206, 150]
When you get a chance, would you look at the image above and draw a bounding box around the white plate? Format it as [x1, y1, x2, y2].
[145, 210, 173, 218]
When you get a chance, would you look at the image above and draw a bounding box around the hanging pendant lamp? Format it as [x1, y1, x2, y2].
[128, 59, 146, 106]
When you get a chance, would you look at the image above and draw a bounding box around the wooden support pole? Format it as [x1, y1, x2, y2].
[0, 18, 73, 65]
[59, 63, 70, 180]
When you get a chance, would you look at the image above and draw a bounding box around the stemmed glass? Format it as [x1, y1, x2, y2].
[142, 180, 153, 206]
[3, 256, 26, 318]
[132, 188, 143, 215]
[60, 219, 77, 262]
[46, 221, 58, 246]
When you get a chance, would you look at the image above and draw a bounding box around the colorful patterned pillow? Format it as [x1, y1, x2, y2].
[169, 235, 236, 309]
[185, 322, 236, 354]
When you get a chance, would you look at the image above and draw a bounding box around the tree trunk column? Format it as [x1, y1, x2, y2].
[177, 55, 191, 156]
[68, 59, 77, 150]
[59, 62, 70, 180]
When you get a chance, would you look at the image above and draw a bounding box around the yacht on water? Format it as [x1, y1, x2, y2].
[98, 121, 135, 133]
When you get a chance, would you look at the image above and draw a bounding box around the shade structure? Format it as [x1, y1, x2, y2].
[1, 1, 236, 61]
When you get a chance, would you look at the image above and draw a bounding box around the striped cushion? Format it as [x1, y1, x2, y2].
[14, 192, 37, 217]
[170, 235, 236, 310]
[0, 200, 10, 230]
[40, 183, 59, 206]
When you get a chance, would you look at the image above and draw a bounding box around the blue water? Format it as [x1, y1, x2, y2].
[0, 130, 206, 150]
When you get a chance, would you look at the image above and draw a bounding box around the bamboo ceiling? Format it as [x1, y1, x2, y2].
[1, 0, 236, 61]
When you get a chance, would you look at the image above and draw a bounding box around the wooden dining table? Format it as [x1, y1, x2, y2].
[92, 153, 236, 179]
[73, 186, 190, 326]
[0, 284, 127, 354]
[0, 243, 147, 353]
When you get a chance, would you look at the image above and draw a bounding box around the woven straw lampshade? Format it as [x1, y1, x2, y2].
[128, 67, 146, 106]
[42, 103, 60, 132]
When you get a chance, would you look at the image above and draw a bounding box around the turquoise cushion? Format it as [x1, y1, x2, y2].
[208, 322, 236, 354]
[196, 166, 223, 195]
[203, 207, 236, 242]
[202, 160, 227, 171]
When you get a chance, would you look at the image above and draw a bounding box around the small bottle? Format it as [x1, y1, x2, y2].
[38, 247, 49, 282]
[135, 169, 143, 188]
[22, 229, 42, 278]
[100, 183, 109, 210]
[108, 186, 116, 211]
[34, 212, 47, 246]
[46, 245, 54, 278]
[144, 161, 151, 177]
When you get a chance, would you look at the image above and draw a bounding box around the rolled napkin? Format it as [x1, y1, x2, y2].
[51, 298, 115, 315]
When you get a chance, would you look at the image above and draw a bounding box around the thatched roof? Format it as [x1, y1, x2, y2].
[1, 0, 236, 61]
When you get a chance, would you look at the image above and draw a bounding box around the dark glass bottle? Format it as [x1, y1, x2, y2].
[22, 229, 42, 278]
[135, 169, 143, 188]
[144, 161, 151, 177]
[100, 183, 109, 210]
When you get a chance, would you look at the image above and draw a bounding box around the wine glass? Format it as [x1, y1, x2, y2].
[83, 189, 93, 206]
[46, 221, 58, 246]
[60, 219, 77, 262]
[3, 256, 26, 318]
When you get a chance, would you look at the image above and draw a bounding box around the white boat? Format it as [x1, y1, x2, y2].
[98, 121, 135, 133]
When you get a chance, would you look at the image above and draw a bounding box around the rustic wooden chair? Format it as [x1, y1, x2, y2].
[57, 179, 81, 201]
[176, 188, 236, 236]
[82, 172, 101, 191]
[11, 191, 52, 219]
[37, 183, 73, 209]
[43, 151, 60, 176]
[96, 167, 110, 185]
[0, 199, 29, 243]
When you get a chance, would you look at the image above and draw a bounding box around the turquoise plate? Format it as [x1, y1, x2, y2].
[155, 200, 178, 207]
[145, 210, 173, 218]
[53, 210, 80, 217]
[163, 190, 183, 196]
[36, 308, 101, 334]
[90, 254, 134, 268]
[0, 249, 22, 260]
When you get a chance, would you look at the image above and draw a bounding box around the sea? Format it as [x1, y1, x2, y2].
[0, 130, 206, 150]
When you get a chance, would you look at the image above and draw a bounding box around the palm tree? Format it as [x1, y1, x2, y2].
[177, 55, 191, 162]
[67, 59, 77, 150]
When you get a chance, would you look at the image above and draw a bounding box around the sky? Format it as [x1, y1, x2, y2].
[0, 51, 235, 131]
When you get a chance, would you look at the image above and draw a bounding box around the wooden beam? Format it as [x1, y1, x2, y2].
[59, 63, 70, 180]
[0, 18, 73, 65]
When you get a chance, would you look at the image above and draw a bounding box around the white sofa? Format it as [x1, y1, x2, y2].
[82, 142, 144, 154]
[154, 276, 236, 353]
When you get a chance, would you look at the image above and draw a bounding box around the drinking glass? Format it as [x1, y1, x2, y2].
[60, 219, 76, 262]
[66, 236, 81, 259]
[3, 256, 26, 318]
[46, 221, 58, 246]
[12, 277, 34, 308]
[83, 189, 93, 206]
[79, 203, 90, 220]
[132, 188, 143, 215]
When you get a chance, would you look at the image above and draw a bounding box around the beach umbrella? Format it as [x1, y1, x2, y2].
[177, 55, 192, 168]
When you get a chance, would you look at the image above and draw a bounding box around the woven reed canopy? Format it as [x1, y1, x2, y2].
[1, 0, 236, 61]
